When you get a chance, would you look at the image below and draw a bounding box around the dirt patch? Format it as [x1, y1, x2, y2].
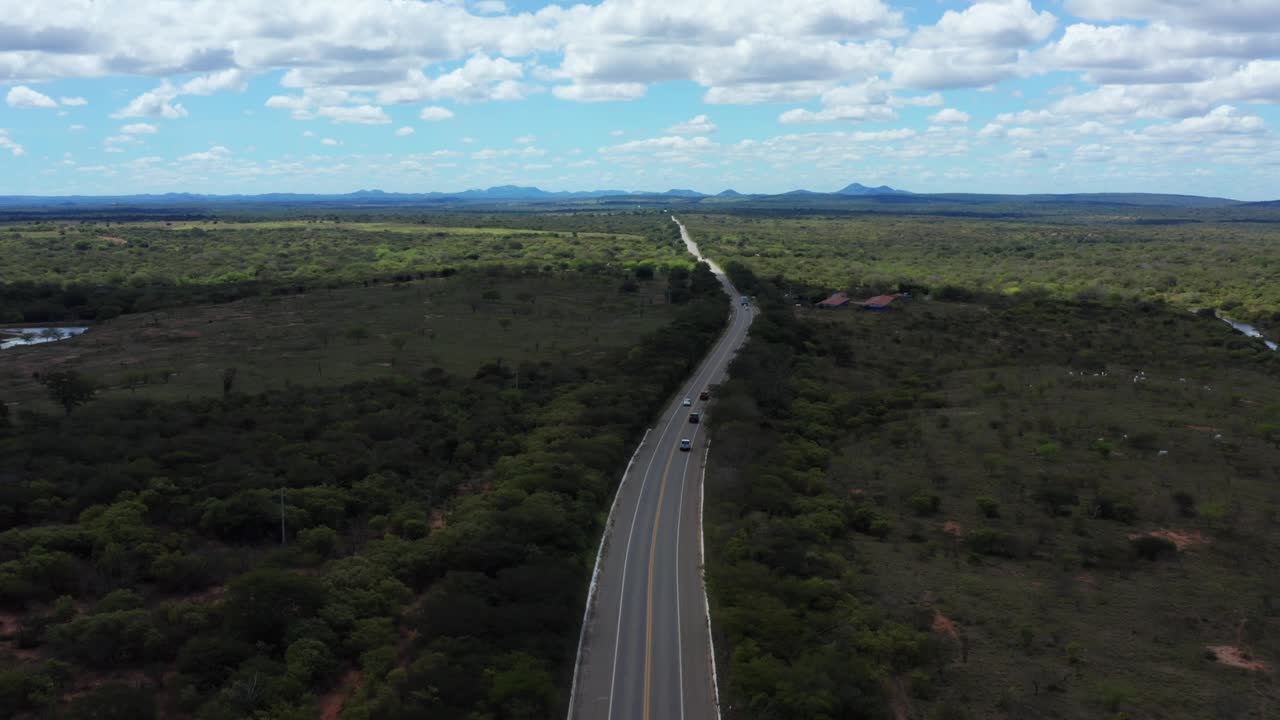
[1076, 573, 1098, 591]
[941, 520, 964, 538]
[884, 675, 911, 720]
[1185, 424, 1219, 432]
[318, 669, 362, 720]
[101, 236, 128, 245]
[1207, 645, 1271, 672]
[1128, 528, 1211, 551]
[931, 609, 960, 643]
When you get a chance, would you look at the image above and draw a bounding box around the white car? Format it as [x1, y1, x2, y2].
[682, 397, 692, 406]
[679, 439, 692, 451]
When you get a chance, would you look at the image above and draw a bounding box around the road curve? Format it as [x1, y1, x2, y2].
[569, 217, 752, 720]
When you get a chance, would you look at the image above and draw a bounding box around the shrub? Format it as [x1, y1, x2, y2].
[1130, 535, 1177, 561]
[976, 497, 1000, 518]
[968, 529, 1017, 558]
[908, 492, 942, 517]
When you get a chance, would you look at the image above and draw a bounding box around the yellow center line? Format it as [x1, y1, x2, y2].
[643, 444, 680, 720]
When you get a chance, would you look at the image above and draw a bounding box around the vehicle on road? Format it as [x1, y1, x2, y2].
[688, 412, 700, 424]
[682, 397, 692, 406]
[679, 438, 692, 451]
[699, 390, 710, 401]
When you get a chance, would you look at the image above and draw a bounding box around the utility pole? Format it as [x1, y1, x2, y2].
[280, 487, 287, 545]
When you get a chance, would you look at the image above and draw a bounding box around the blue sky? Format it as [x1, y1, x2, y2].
[2, 0, 1278, 199]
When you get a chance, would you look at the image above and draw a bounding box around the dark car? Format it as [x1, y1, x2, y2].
[699, 390, 710, 401]
[688, 412, 700, 424]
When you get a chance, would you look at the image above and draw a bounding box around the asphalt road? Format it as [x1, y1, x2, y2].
[569, 217, 753, 720]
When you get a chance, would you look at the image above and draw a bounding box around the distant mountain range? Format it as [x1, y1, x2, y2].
[0, 183, 1266, 210]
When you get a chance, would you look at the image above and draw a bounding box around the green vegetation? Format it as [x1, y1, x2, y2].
[684, 213, 1280, 333]
[0, 210, 730, 718]
[705, 263, 1280, 719]
[0, 216, 689, 322]
[2, 271, 679, 408]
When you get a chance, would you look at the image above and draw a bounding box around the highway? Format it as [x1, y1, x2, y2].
[569, 217, 753, 720]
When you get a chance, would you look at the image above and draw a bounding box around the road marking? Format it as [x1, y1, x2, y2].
[642, 446, 679, 720]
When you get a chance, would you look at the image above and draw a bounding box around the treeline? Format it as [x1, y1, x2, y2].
[0, 263, 728, 718]
[703, 263, 945, 719]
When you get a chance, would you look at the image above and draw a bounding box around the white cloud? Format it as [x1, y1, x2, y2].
[321, 138, 340, 146]
[121, 123, 158, 135]
[302, 130, 314, 137]
[59, 96, 88, 106]
[666, 114, 717, 135]
[609, 129, 626, 136]
[113, 81, 188, 119]
[6, 86, 58, 109]
[179, 145, 231, 162]
[376, 54, 526, 104]
[514, 134, 536, 144]
[778, 79, 900, 124]
[419, 106, 455, 121]
[316, 104, 390, 124]
[395, 126, 415, 136]
[68, 124, 85, 131]
[1064, 0, 1279, 33]
[180, 68, 248, 95]
[553, 82, 647, 103]
[892, 0, 1056, 90]
[0, 129, 25, 156]
[601, 135, 717, 155]
[929, 108, 971, 125]
[472, 0, 508, 15]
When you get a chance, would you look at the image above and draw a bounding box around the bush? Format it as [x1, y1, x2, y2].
[976, 497, 1000, 518]
[968, 529, 1018, 558]
[908, 492, 942, 517]
[64, 683, 157, 720]
[1130, 535, 1178, 561]
[1172, 491, 1197, 518]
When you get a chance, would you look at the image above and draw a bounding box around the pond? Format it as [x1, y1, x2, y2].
[0, 327, 89, 350]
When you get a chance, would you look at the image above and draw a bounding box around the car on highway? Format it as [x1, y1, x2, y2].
[699, 390, 710, 401]
[679, 439, 692, 451]
[682, 397, 692, 406]
[688, 412, 700, 424]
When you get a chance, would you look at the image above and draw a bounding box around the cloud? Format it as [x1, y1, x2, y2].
[553, 82, 646, 103]
[179, 145, 231, 162]
[0, 129, 25, 156]
[601, 135, 717, 155]
[395, 126, 415, 136]
[892, 0, 1056, 90]
[1064, 0, 1279, 33]
[929, 108, 971, 125]
[316, 104, 390, 124]
[113, 81, 188, 118]
[59, 96, 87, 106]
[6, 85, 58, 109]
[321, 138, 340, 146]
[179, 68, 248, 95]
[121, 123, 158, 135]
[666, 114, 716, 135]
[375, 54, 526, 104]
[419, 106, 454, 121]
[514, 134, 535, 144]
[778, 79, 901, 124]
[472, 0, 508, 15]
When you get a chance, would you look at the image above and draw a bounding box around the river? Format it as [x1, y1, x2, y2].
[1220, 316, 1278, 351]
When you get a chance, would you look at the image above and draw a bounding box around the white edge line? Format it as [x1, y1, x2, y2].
[700, 439, 723, 720]
[567, 426, 650, 720]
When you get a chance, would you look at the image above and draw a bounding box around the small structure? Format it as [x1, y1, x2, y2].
[816, 292, 850, 309]
[860, 293, 904, 311]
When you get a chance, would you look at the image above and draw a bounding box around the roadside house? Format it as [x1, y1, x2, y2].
[816, 292, 851, 309]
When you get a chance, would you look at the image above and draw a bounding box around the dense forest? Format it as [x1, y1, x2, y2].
[684, 213, 1280, 335]
[704, 263, 1280, 719]
[0, 213, 728, 718]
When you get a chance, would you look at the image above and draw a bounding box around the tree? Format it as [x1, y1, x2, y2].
[39, 370, 96, 416]
[346, 326, 370, 345]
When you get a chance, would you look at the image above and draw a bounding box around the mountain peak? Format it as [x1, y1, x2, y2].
[836, 182, 910, 196]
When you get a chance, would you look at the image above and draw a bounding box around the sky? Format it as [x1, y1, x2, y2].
[1, 0, 1278, 199]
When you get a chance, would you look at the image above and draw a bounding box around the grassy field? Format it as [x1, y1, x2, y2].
[1, 271, 677, 409]
[682, 213, 1280, 334]
[705, 280, 1280, 719]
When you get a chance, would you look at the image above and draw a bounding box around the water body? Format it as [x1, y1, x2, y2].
[0, 327, 88, 350]
[1220, 316, 1278, 351]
